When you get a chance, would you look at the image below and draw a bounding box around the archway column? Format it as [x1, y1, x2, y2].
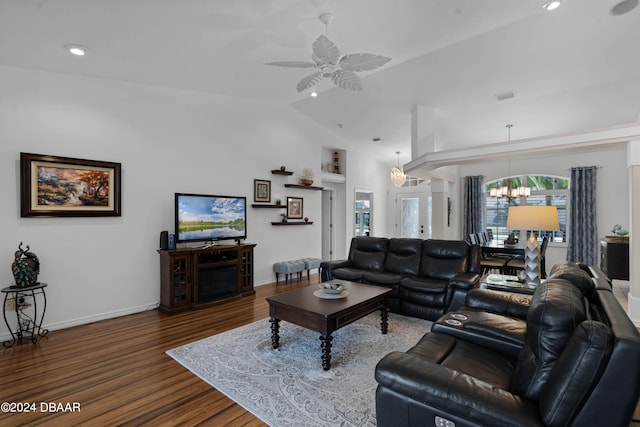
[627, 140, 640, 325]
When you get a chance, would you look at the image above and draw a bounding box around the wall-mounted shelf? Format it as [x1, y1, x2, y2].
[284, 184, 323, 190]
[251, 204, 285, 209]
[271, 169, 294, 176]
[321, 172, 345, 183]
[271, 221, 314, 226]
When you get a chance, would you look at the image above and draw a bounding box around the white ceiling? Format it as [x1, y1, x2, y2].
[1, 0, 639, 165]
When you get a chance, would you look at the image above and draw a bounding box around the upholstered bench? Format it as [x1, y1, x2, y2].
[273, 260, 305, 285]
[301, 257, 322, 282]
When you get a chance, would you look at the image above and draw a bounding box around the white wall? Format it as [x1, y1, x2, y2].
[457, 145, 629, 271]
[0, 66, 390, 338]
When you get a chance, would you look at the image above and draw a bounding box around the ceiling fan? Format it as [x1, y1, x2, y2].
[265, 13, 391, 92]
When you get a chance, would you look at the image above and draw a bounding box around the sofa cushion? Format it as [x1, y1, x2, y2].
[406, 332, 517, 390]
[349, 237, 389, 271]
[362, 271, 403, 286]
[383, 238, 422, 275]
[419, 239, 470, 280]
[331, 267, 368, 282]
[511, 279, 586, 401]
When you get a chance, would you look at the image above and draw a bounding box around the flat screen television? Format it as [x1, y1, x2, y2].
[175, 193, 246, 244]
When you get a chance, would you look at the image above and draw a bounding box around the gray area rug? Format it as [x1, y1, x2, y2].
[166, 312, 431, 426]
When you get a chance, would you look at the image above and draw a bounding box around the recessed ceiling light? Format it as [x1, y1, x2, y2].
[310, 90, 318, 97]
[64, 44, 87, 56]
[610, 0, 638, 15]
[542, 1, 561, 11]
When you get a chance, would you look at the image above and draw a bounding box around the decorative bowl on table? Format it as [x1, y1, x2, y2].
[318, 282, 347, 294]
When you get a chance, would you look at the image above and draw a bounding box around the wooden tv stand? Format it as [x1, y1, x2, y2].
[158, 243, 255, 314]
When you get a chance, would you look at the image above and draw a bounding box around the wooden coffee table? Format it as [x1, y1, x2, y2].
[266, 281, 392, 370]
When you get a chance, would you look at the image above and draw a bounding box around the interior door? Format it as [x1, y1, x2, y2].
[321, 189, 335, 260]
[396, 192, 431, 238]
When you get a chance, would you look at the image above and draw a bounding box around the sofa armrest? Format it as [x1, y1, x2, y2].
[320, 259, 351, 281]
[375, 352, 542, 427]
[449, 272, 480, 290]
[446, 272, 480, 311]
[466, 288, 532, 319]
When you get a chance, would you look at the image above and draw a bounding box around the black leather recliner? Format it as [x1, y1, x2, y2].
[321, 237, 481, 320]
[399, 239, 482, 320]
[362, 238, 423, 312]
[374, 272, 640, 427]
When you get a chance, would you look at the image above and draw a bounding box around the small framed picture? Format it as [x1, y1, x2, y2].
[254, 179, 271, 202]
[287, 197, 303, 219]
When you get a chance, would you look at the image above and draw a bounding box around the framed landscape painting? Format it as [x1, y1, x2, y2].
[20, 152, 122, 217]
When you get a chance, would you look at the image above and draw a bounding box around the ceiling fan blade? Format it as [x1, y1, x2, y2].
[339, 54, 391, 72]
[311, 34, 340, 66]
[332, 70, 362, 91]
[296, 72, 323, 92]
[265, 61, 316, 68]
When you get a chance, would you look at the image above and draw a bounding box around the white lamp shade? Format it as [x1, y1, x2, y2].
[506, 206, 560, 230]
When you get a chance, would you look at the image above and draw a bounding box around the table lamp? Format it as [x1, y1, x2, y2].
[506, 206, 560, 287]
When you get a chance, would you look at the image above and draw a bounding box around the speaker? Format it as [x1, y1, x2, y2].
[159, 230, 169, 250]
[169, 234, 175, 250]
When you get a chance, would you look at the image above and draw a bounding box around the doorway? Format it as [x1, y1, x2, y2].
[321, 189, 336, 260]
[354, 189, 373, 237]
[396, 192, 431, 238]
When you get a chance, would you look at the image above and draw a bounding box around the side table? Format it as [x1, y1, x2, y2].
[2, 283, 49, 347]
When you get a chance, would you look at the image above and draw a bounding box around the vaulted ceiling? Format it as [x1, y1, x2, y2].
[1, 0, 639, 166]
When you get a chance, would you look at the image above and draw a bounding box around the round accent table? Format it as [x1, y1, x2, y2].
[1, 283, 48, 347]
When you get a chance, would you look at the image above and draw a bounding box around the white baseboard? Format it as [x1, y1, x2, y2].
[0, 302, 159, 343]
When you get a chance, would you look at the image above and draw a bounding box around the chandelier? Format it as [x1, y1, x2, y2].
[390, 151, 407, 187]
[490, 124, 531, 198]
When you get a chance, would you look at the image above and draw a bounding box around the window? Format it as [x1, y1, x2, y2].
[485, 175, 568, 243]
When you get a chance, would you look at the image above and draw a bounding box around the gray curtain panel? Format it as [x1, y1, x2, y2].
[566, 166, 597, 265]
[463, 175, 485, 241]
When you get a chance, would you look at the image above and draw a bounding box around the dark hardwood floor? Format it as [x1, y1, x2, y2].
[1, 277, 316, 426]
[2, 275, 638, 426]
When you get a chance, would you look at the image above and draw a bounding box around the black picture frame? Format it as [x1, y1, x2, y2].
[287, 197, 303, 219]
[254, 179, 271, 203]
[20, 152, 122, 217]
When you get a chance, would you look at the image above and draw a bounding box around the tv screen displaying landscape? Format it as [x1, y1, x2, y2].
[175, 193, 246, 243]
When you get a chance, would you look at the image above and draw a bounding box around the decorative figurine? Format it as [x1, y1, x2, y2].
[11, 242, 40, 287]
[300, 167, 314, 186]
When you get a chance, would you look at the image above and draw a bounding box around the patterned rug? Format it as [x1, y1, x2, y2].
[166, 312, 431, 427]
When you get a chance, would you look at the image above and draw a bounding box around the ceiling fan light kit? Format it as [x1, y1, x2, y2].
[265, 13, 391, 93]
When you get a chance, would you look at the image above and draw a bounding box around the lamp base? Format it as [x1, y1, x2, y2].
[524, 232, 541, 288]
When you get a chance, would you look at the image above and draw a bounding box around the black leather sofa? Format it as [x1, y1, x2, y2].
[375, 262, 640, 427]
[320, 237, 481, 320]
